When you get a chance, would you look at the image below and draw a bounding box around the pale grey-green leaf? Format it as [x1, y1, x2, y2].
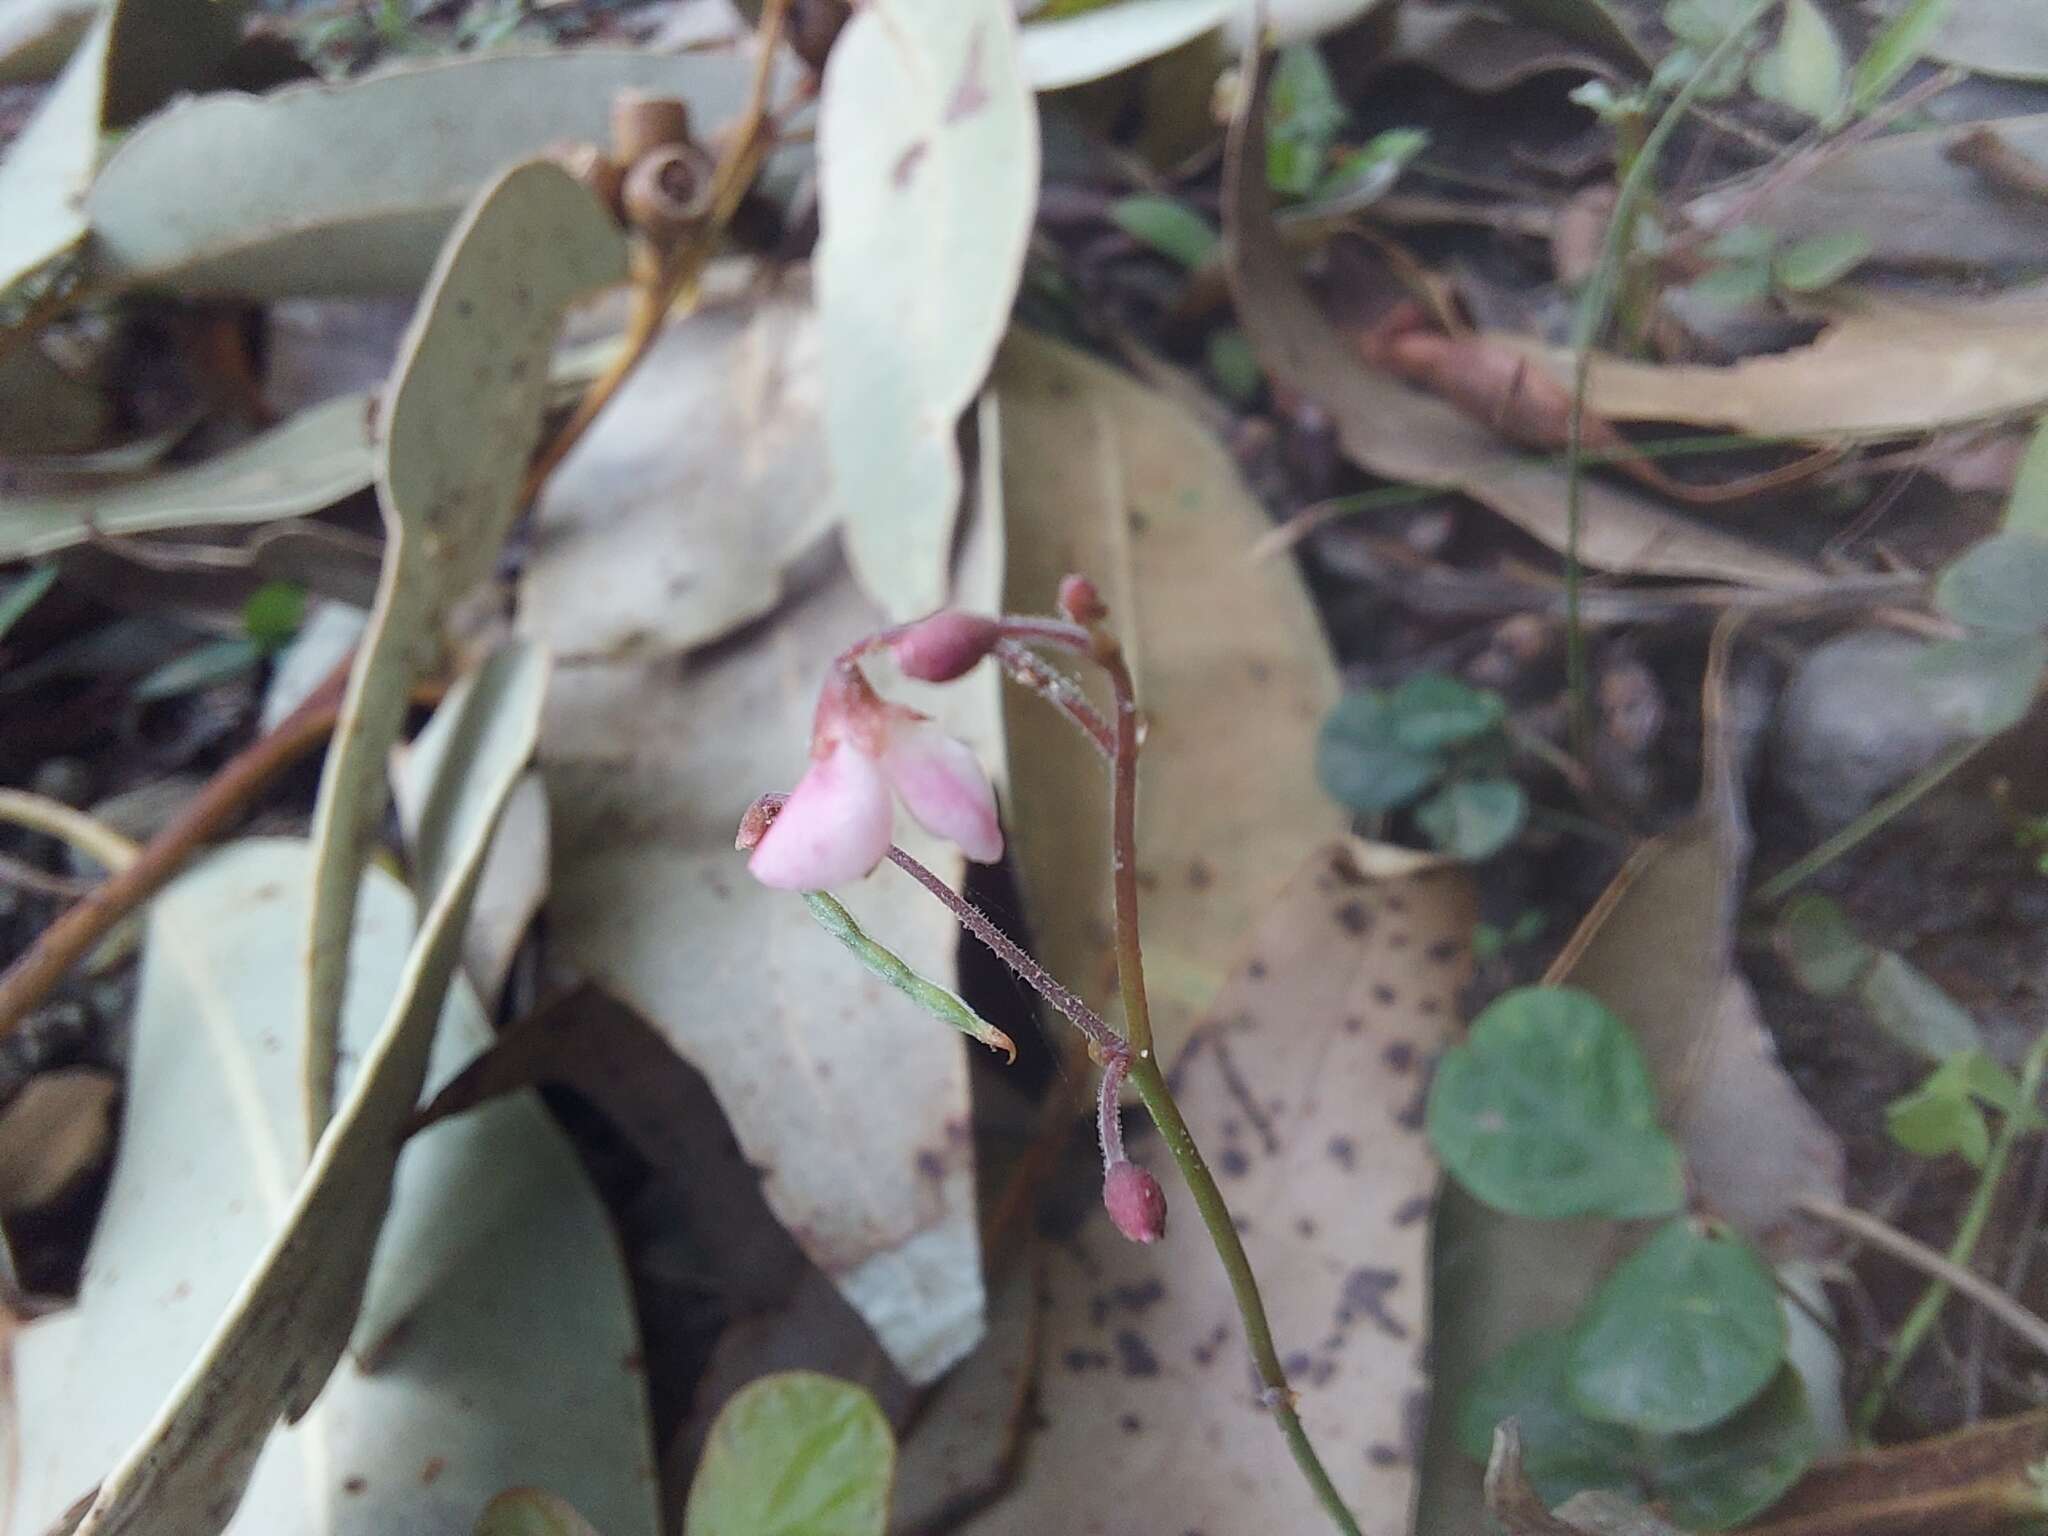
[0, 394, 375, 561]
[0, 11, 107, 300]
[11, 645, 645, 1536]
[818, 0, 1037, 618]
[84, 47, 750, 298]
[521, 290, 836, 662]
[1926, 0, 2048, 83]
[0, 0, 95, 86]
[1019, 0, 1233, 90]
[302, 162, 623, 1137]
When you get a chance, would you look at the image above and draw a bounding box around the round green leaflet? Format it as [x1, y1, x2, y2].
[1427, 985, 1685, 1220]
[1568, 1218, 1787, 1436]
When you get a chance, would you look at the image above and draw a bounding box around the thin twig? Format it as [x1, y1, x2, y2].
[0, 854, 99, 900]
[883, 843, 1125, 1062]
[1800, 1195, 2048, 1364]
[0, 790, 139, 874]
[0, 659, 357, 1037]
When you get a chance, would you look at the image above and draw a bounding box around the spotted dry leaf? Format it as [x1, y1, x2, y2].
[962, 842, 1476, 1536]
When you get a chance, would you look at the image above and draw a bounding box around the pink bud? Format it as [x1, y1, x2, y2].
[1103, 1160, 1167, 1244]
[890, 611, 1001, 683]
[1058, 574, 1106, 625]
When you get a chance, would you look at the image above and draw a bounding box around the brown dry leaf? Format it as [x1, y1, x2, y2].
[995, 329, 1341, 1062]
[1499, 284, 2048, 439]
[0, 1067, 117, 1214]
[1685, 116, 2048, 271]
[960, 843, 1476, 1536]
[520, 288, 838, 663]
[1225, 49, 1818, 589]
[1739, 1407, 2048, 1536]
[540, 511, 1002, 1385]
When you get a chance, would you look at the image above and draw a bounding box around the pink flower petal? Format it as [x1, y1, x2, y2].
[881, 720, 1004, 864]
[747, 741, 894, 890]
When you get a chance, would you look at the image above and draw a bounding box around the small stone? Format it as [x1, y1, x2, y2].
[1772, 631, 2005, 829]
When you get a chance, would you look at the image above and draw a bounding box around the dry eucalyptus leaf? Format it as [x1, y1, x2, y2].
[1225, 48, 1819, 590]
[961, 844, 1475, 1536]
[541, 514, 1004, 1384]
[1018, 0, 1234, 90]
[521, 290, 837, 662]
[995, 329, 1341, 1064]
[1382, 3, 1617, 93]
[818, 0, 1037, 619]
[1927, 0, 2048, 83]
[0, 395, 376, 561]
[0, 0, 245, 303]
[8, 649, 656, 1536]
[1686, 116, 2048, 271]
[0, 1067, 116, 1214]
[1500, 284, 2048, 440]
[7, 842, 657, 1536]
[888, 1260, 1039, 1535]
[302, 161, 623, 1137]
[82, 46, 753, 298]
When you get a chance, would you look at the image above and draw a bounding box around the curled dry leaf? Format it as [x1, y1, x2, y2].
[1499, 285, 2048, 441]
[521, 289, 838, 663]
[1224, 48, 1818, 590]
[960, 843, 1476, 1536]
[540, 502, 1003, 1383]
[302, 161, 624, 1137]
[817, 0, 1037, 619]
[995, 329, 1341, 1063]
[81, 46, 758, 298]
[1381, 3, 1617, 94]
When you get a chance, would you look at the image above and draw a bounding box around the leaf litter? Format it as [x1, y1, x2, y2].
[9, 4, 2048, 1536]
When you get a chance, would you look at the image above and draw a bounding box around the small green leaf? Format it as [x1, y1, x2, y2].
[1205, 328, 1263, 405]
[1773, 894, 1873, 997]
[1684, 261, 1774, 309]
[1753, 0, 1844, 120]
[1310, 127, 1428, 210]
[1265, 43, 1345, 196]
[1773, 229, 1871, 291]
[1850, 0, 1951, 111]
[1859, 951, 1983, 1062]
[0, 562, 57, 645]
[1644, 1367, 1816, 1529]
[1705, 224, 1777, 264]
[1387, 673, 1506, 751]
[1568, 1219, 1787, 1435]
[241, 580, 307, 651]
[1887, 1071, 1992, 1165]
[2005, 416, 2048, 538]
[1458, 1332, 1815, 1529]
[132, 636, 263, 701]
[683, 1372, 896, 1536]
[1108, 194, 1218, 270]
[1416, 777, 1527, 861]
[1911, 633, 2048, 737]
[1317, 690, 1443, 813]
[1456, 1329, 1638, 1503]
[802, 892, 1017, 1062]
[1427, 986, 1686, 1220]
[1934, 532, 2048, 635]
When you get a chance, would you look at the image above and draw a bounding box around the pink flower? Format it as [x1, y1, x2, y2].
[747, 664, 1003, 891]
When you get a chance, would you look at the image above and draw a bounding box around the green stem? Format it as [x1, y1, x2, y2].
[1855, 1029, 2048, 1432]
[1564, 0, 1780, 760]
[1127, 1055, 1363, 1536]
[1753, 738, 1983, 908]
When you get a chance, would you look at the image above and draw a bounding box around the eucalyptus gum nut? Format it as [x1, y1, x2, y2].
[610, 88, 693, 163]
[622, 144, 717, 243]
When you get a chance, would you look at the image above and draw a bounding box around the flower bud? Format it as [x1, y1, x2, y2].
[1058, 573, 1107, 625]
[1103, 1159, 1167, 1244]
[890, 611, 1000, 683]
